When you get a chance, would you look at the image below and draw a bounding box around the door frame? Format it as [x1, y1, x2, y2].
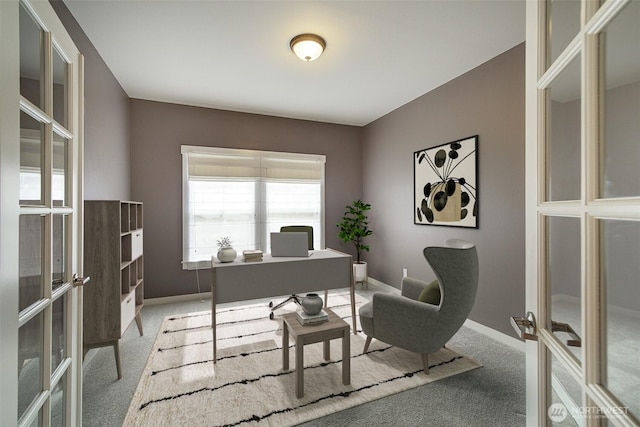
[525, 0, 639, 426]
[0, 0, 22, 424]
[0, 0, 84, 425]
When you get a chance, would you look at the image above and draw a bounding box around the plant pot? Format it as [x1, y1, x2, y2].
[217, 247, 237, 263]
[353, 261, 368, 287]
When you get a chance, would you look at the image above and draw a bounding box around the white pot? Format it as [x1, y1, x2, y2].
[217, 247, 237, 263]
[353, 261, 367, 283]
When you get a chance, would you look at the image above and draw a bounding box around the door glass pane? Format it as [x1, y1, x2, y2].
[52, 294, 67, 373]
[19, 2, 43, 109]
[546, 55, 581, 201]
[547, 216, 582, 362]
[51, 371, 67, 427]
[19, 215, 44, 311]
[20, 111, 44, 206]
[549, 352, 581, 425]
[548, 0, 581, 66]
[601, 219, 640, 419]
[18, 311, 44, 421]
[600, 0, 640, 199]
[52, 134, 68, 207]
[52, 215, 66, 291]
[52, 47, 68, 128]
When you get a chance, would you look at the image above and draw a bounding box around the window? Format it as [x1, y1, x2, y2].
[181, 146, 325, 266]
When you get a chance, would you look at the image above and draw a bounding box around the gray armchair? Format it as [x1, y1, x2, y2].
[359, 240, 478, 373]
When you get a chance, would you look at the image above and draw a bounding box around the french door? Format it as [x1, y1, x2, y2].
[0, 1, 84, 425]
[524, 0, 639, 426]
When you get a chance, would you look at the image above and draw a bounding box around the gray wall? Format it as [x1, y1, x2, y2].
[52, 0, 529, 336]
[362, 44, 526, 336]
[50, 0, 130, 200]
[130, 100, 362, 298]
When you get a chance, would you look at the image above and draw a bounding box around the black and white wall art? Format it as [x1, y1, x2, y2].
[414, 135, 478, 228]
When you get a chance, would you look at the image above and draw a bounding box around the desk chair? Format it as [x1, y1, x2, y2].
[269, 225, 314, 319]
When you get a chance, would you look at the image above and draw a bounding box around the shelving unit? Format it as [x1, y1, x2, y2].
[83, 200, 144, 379]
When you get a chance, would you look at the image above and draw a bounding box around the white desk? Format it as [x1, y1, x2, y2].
[210, 248, 355, 362]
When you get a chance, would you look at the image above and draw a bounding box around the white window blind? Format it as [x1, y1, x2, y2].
[181, 146, 325, 265]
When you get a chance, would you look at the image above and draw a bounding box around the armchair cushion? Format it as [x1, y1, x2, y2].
[417, 280, 441, 305]
[401, 276, 429, 300]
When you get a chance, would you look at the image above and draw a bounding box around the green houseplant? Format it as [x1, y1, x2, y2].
[337, 200, 373, 285]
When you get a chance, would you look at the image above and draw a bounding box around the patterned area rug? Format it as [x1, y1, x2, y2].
[124, 293, 481, 426]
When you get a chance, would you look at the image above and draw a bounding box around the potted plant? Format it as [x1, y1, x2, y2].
[337, 200, 373, 285]
[216, 237, 237, 263]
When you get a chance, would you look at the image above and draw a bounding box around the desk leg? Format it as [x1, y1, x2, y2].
[296, 337, 304, 398]
[283, 321, 289, 371]
[212, 266, 217, 363]
[350, 277, 357, 335]
[342, 327, 350, 385]
[212, 306, 217, 363]
[323, 340, 330, 361]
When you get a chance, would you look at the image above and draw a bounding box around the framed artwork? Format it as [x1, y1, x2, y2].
[414, 135, 478, 228]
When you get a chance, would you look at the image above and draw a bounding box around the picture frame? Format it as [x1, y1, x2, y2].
[414, 135, 478, 228]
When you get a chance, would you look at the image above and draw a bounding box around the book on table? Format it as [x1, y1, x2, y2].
[243, 249, 263, 262]
[296, 309, 329, 326]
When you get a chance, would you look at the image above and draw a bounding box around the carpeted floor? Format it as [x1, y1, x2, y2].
[82, 284, 526, 426]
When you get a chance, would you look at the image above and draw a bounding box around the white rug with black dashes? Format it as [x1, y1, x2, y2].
[123, 293, 481, 427]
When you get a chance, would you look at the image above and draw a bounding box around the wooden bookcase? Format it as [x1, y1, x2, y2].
[83, 200, 144, 379]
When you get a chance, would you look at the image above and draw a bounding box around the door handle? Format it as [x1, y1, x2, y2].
[510, 311, 538, 341]
[73, 274, 90, 288]
[551, 321, 581, 347]
[510, 312, 581, 347]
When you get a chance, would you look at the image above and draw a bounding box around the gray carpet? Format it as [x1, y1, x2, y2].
[82, 286, 526, 427]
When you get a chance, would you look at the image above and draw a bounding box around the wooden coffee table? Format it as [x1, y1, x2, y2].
[281, 307, 350, 398]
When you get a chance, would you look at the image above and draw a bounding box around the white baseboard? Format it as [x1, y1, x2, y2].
[366, 277, 400, 294]
[145, 291, 211, 306]
[463, 318, 525, 352]
[144, 276, 525, 353]
[553, 293, 640, 320]
[368, 276, 525, 352]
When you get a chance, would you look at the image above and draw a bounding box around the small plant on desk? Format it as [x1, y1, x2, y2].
[216, 237, 237, 263]
[217, 236, 233, 249]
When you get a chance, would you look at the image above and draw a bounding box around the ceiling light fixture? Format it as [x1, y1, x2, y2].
[290, 33, 326, 62]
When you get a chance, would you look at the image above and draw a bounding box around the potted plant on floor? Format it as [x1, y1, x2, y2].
[337, 200, 373, 286]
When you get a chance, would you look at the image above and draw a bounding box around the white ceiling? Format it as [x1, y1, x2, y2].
[64, 0, 525, 126]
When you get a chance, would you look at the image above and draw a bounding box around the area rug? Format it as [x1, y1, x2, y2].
[123, 293, 481, 426]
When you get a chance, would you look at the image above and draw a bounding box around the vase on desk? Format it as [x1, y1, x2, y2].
[301, 293, 323, 315]
[217, 247, 237, 263]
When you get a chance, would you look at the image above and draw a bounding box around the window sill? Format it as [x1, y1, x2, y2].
[182, 260, 211, 270]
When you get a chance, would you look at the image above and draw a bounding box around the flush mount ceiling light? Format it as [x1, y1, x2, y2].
[290, 33, 326, 62]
